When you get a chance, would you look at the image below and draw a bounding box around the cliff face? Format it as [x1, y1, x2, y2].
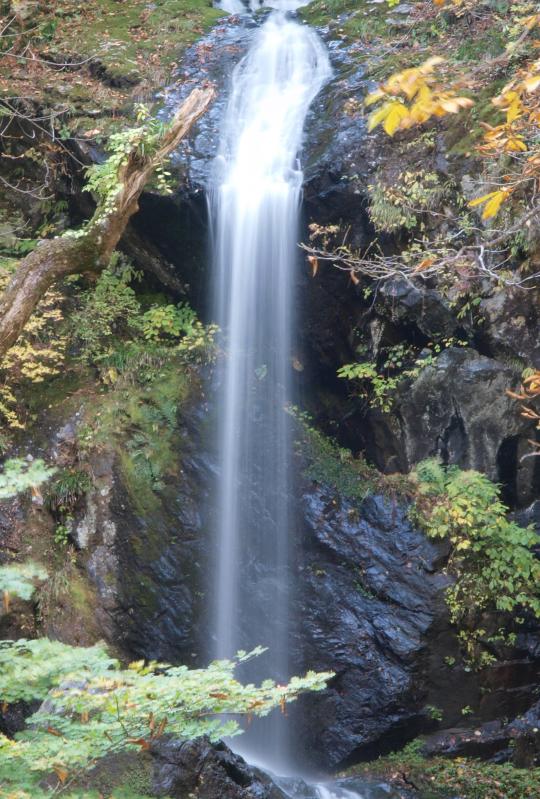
[1, 0, 539, 791]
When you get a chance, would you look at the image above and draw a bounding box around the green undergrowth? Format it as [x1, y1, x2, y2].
[45, 0, 223, 78]
[295, 410, 377, 501]
[411, 459, 540, 667]
[301, 0, 533, 159]
[294, 409, 410, 502]
[344, 739, 540, 799]
[297, 416, 540, 668]
[79, 345, 193, 516]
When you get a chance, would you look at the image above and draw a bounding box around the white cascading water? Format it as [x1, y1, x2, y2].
[209, 5, 383, 798]
[209, 4, 388, 797]
[210, 0, 331, 773]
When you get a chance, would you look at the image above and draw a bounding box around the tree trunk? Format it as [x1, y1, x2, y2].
[0, 86, 215, 359]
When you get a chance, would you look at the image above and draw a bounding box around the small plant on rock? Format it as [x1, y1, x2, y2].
[411, 459, 540, 665]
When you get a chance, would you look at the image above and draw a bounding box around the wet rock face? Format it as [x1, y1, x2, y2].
[151, 738, 416, 799]
[289, 479, 540, 770]
[76, 400, 214, 663]
[151, 738, 289, 799]
[479, 286, 540, 367]
[290, 489, 449, 769]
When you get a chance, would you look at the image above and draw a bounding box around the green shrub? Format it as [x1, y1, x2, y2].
[0, 640, 331, 797]
[0, 458, 55, 500]
[411, 459, 540, 665]
[346, 738, 540, 799]
[0, 562, 47, 608]
[70, 261, 141, 365]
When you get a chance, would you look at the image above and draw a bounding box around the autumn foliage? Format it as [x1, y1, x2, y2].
[365, 57, 473, 135]
[366, 12, 540, 222]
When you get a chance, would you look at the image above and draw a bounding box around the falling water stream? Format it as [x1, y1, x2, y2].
[209, 3, 391, 797]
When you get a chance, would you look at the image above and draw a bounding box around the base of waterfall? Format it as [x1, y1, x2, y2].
[151, 737, 417, 799]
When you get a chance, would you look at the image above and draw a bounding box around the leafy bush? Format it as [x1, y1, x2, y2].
[0, 458, 55, 500]
[70, 263, 141, 366]
[368, 170, 451, 234]
[71, 259, 217, 373]
[411, 459, 540, 665]
[0, 640, 331, 797]
[0, 562, 47, 611]
[0, 269, 67, 429]
[348, 738, 540, 799]
[140, 302, 196, 341]
[337, 361, 400, 413]
[141, 302, 218, 362]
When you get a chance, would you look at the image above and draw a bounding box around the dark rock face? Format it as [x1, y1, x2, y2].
[4, 384, 538, 773]
[151, 738, 416, 799]
[479, 286, 540, 367]
[75, 400, 214, 663]
[290, 489, 448, 769]
[362, 347, 538, 506]
[422, 698, 540, 768]
[378, 279, 463, 340]
[151, 738, 289, 799]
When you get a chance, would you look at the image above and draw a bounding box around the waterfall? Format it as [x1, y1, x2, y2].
[209, 1, 330, 771]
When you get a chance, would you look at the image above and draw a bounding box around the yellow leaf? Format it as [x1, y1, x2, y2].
[523, 74, 540, 93]
[367, 102, 394, 131]
[414, 257, 436, 272]
[364, 89, 385, 107]
[308, 255, 319, 277]
[482, 190, 510, 220]
[506, 96, 523, 123]
[506, 137, 527, 152]
[419, 56, 445, 74]
[408, 101, 434, 124]
[468, 191, 498, 208]
[383, 101, 409, 135]
[439, 96, 474, 113]
[53, 766, 69, 784]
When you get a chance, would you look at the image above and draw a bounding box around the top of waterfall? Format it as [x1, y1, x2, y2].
[217, 0, 311, 15]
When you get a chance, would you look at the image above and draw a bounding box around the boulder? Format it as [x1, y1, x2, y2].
[422, 698, 540, 768]
[151, 738, 289, 799]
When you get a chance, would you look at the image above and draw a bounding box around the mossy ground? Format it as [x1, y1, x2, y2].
[0, 0, 223, 137]
[343, 739, 540, 799]
[78, 349, 193, 516]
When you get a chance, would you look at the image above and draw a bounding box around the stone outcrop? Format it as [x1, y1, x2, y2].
[362, 347, 538, 506]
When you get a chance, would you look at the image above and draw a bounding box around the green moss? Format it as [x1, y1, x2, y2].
[77, 750, 156, 798]
[296, 415, 376, 501]
[81, 348, 192, 517]
[344, 739, 540, 799]
[46, 0, 223, 81]
[7, 0, 223, 139]
[301, 0, 387, 43]
[37, 564, 102, 644]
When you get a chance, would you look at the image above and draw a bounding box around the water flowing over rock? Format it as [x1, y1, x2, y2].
[208, 2, 330, 770]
